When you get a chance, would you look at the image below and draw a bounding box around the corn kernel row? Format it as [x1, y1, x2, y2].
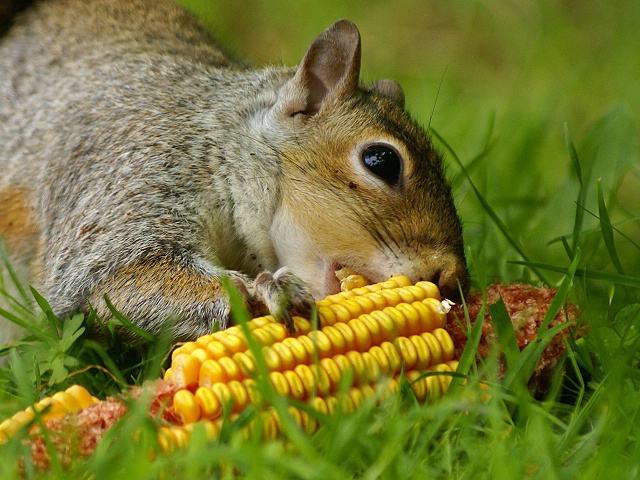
[168, 276, 439, 365]
[166, 296, 449, 388]
[161, 360, 459, 451]
[0, 385, 98, 443]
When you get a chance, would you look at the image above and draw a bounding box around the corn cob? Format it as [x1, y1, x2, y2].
[163, 275, 458, 449]
[0, 385, 98, 443]
[0, 276, 459, 453]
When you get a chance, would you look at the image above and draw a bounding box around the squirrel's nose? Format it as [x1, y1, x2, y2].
[418, 253, 470, 301]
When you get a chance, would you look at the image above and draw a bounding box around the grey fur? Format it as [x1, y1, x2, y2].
[0, 0, 469, 342]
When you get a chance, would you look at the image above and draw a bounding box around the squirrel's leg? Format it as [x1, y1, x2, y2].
[86, 254, 313, 341]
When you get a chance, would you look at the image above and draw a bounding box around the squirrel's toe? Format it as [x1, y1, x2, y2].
[254, 267, 315, 333]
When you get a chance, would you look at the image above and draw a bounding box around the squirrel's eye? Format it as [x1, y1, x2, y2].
[362, 145, 402, 184]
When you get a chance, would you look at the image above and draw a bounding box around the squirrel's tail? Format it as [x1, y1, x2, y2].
[0, 0, 35, 36]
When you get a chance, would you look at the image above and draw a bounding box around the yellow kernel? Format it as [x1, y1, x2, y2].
[218, 333, 246, 354]
[296, 335, 317, 358]
[318, 306, 337, 326]
[349, 295, 375, 314]
[383, 306, 409, 337]
[262, 412, 280, 441]
[206, 340, 230, 360]
[340, 299, 364, 318]
[66, 385, 97, 408]
[345, 351, 367, 385]
[311, 364, 331, 396]
[195, 334, 215, 349]
[395, 303, 421, 336]
[361, 351, 382, 383]
[218, 356, 242, 381]
[325, 396, 338, 415]
[294, 364, 316, 398]
[416, 280, 441, 300]
[251, 328, 275, 346]
[379, 289, 402, 306]
[322, 325, 346, 355]
[422, 298, 448, 328]
[282, 337, 310, 364]
[283, 371, 305, 400]
[348, 387, 365, 408]
[309, 396, 330, 415]
[390, 276, 413, 287]
[409, 335, 432, 370]
[189, 348, 210, 365]
[262, 323, 288, 343]
[360, 384, 376, 400]
[199, 359, 228, 388]
[332, 322, 356, 351]
[48, 391, 80, 419]
[233, 351, 257, 376]
[359, 314, 382, 346]
[421, 332, 443, 365]
[405, 370, 428, 402]
[348, 318, 372, 352]
[332, 354, 354, 382]
[307, 330, 333, 358]
[210, 383, 233, 407]
[227, 380, 250, 413]
[262, 345, 283, 372]
[243, 378, 262, 405]
[369, 310, 397, 342]
[171, 341, 198, 361]
[433, 328, 455, 361]
[338, 393, 355, 413]
[272, 342, 296, 371]
[251, 316, 273, 329]
[366, 292, 391, 310]
[380, 341, 402, 375]
[368, 345, 391, 376]
[394, 337, 418, 370]
[173, 389, 200, 425]
[319, 357, 342, 392]
[412, 301, 438, 333]
[172, 353, 202, 387]
[292, 316, 313, 335]
[331, 303, 353, 323]
[195, 387, 222, 419]
[268, 371, 290, 398]
[395, 287, 417, 304]
[0, 418, 24, 438]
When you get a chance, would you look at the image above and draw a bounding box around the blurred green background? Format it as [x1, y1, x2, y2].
[178, 0, 640, 286]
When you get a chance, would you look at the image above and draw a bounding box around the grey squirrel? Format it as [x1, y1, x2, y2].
[0, 0, 470, 343]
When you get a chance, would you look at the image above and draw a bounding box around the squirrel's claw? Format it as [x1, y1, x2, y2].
[253, 267, 315, 334]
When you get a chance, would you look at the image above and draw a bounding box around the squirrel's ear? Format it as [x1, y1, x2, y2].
[372, 79, 405, 109]
[282, 19, 361, 117]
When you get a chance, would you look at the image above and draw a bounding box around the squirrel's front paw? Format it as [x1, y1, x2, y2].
[253, 267, 315, 333]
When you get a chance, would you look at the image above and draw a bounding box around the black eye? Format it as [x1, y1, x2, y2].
[362, 145, 402, 184]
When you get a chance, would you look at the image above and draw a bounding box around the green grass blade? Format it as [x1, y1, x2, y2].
[565, 124, 590, 257]
[489, 298, 520, 369]
[539, 250, 580, 331]
[104, 295, 157, 343]
[0, 239, 31, 306]
[597, 178, 625, 275]
[509, 261, 640, 288]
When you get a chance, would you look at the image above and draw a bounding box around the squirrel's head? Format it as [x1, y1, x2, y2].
[267, 20, 470, 300]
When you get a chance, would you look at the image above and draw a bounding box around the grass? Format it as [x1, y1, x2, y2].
[1, 0, 639, 478]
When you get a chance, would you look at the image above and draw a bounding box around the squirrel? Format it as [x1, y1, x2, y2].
[0, 0, 470, 343]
